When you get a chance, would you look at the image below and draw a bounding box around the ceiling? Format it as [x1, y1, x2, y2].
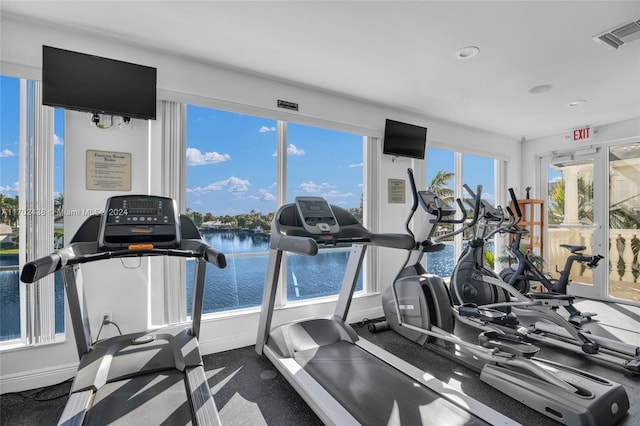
[2, 1, 640, 140]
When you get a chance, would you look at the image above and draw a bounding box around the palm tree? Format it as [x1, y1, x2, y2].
[548, 176, 594, 225]
[54, 194, 64, 215]
[428, 170, 455, 205]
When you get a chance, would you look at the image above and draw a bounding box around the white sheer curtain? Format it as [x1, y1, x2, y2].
[160, 100, 187, 324]
[20, 80, 56, 344]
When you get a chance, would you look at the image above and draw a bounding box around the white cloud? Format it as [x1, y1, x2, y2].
[349, 162, 363, 168]
[324, 189, 353, 198]
[187, 176, 250, 194]
[482, 191, 495, 202]
[259, 126, 276, 133]
[298, 181, 334, 194]
[260, 190, 276, 201]
[0, 149, 16, 157]
[287, 144, 305, 156]
[248, 189, 276, 202]
[186, 147, 231, 166]
[54, 134, 64, 146]
[272, 144, 306, 157]
[296, 181, 353, 199]
[0, 182, 19, 192]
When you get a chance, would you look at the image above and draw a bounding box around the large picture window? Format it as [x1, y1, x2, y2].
[286, 122, 364, 300]
[185, 105, 365, 314]
[425, 146, 499, 278]
[1, 75, 64, 344]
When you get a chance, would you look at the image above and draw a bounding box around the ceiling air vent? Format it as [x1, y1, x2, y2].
[593, 18, 640, 49]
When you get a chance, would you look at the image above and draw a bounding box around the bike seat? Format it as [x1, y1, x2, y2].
[560, 244, 586, 253]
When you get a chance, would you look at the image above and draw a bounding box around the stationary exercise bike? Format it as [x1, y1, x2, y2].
[499, 222, 603, 324]
[370, 169, 630, 425]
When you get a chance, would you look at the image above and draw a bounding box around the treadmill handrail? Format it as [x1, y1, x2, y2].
[21, 239, 226, 284]
[271, 231, 414, 255]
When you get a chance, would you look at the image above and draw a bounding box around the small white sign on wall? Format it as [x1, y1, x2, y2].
[86, 149, 132, 191]
[388, 178, 406, 204]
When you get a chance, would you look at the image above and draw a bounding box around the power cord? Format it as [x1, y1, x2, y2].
[93, 315, 122, 345]
[90, 113, 114, 129]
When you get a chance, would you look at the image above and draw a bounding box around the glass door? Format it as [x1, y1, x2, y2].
[608, 141, 640, 303]
[542, 148, 605, 300]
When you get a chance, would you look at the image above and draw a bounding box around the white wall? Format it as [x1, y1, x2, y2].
[64, 110, 154, 337]
[0, 14, 520, 392]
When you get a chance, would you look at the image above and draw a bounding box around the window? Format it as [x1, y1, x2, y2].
[184, 105, 366, 314]
[1, 76, 21, 341]
[0, 75, 63, 344]
[53, 108, 65, 334]
[185, 106, 277, 314]
[286, 122, 364, 300]
[425, 147, 499, 277]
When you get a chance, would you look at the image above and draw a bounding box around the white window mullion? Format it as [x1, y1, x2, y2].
[275, 120, 287, 307]
[454, 151, 464, 260]
[364, 136, 378, 293]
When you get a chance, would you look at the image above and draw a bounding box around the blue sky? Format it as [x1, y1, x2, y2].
[185, 105, 364, 216]
[1, 76, 65, 198]
[427, 147, 496, 204]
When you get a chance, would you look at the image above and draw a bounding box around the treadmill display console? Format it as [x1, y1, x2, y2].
[418, 191, 456, 217]
[99, 195, 181, 249]
[295, 196, 340, 234]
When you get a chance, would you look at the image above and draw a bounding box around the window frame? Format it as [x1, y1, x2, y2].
[1, 77, 61, 348]
[178, 98, 374, 318]
[425, 143, 506, 276]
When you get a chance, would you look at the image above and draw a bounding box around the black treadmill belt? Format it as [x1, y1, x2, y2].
[84, 370, 193, 425]
[294, 341, 488, 425]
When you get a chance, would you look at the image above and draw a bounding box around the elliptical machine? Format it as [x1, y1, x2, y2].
[370, 169, 629, 425]
[448, 186, 640, 372]
[452, 185, 596, 326]
[498, 218, 603, 324]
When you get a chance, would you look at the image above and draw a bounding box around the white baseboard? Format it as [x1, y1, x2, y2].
[0, 362, 78, 394]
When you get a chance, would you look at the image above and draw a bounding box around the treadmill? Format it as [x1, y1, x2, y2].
[255, 196, 517, 425]
[21, 195, 226, 426]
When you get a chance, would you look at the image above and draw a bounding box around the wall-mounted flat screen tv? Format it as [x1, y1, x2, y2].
[42, 45, 157, 120]
[382, 119, 427, 159]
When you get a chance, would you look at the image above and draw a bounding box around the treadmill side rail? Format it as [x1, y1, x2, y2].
[57, 390, 93, 426]
[186, 366, 222, 426]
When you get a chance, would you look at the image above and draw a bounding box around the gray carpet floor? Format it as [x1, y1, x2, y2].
[1, 299, 638, 425]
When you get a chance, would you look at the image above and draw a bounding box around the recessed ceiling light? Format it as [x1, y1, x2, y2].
[528, 84, 553, 94]
[568, 100, 587, 107]
[455, 46, 480, 59]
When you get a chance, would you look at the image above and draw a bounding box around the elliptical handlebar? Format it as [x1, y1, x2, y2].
[431, 183, 483, 242]
[407, 168, 419, 214]
[508, 187, 523, 218]
[442, 199, 468, 225]
[405, 168, 419, 240]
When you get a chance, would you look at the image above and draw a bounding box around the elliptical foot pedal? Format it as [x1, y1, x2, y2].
[624, 359, 640, 372]
[459, 303, 518, 326]
[581, 311, 597, 320]
[478, 331, 540, 358]
[458, 303, 481, 318]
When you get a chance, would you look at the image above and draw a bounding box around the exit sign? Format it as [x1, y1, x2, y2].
[571, 126, 593, 142]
